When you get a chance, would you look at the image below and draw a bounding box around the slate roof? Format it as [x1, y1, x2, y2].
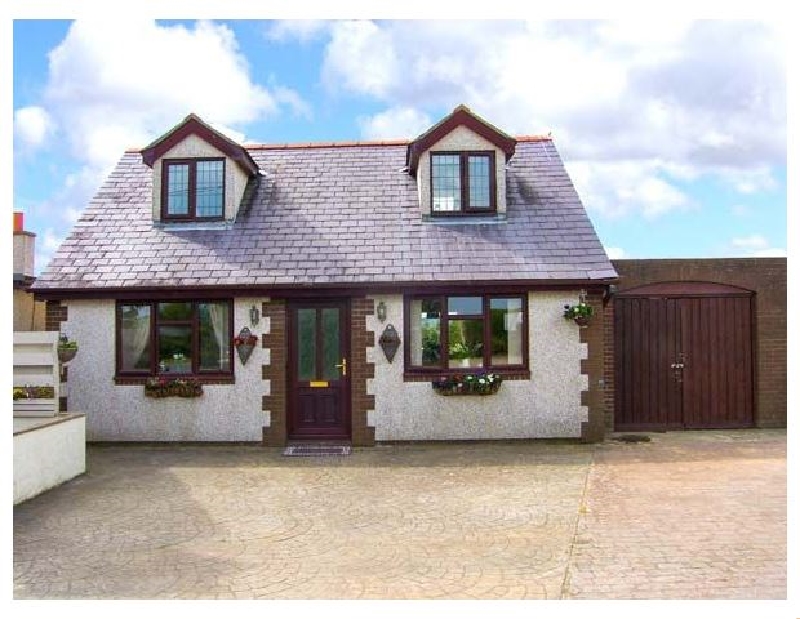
[33, 137, 617, 293]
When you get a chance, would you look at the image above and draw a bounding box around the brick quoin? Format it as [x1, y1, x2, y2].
[350, 297, 376, 446]
[261, 299, 287, 446]
[579, 291, 607, 442]
[605, 258, 786, 430]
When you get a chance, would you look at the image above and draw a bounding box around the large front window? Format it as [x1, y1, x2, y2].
[406, 295, 526, 371]
[117, 301, 232, 377]
[431, 152, 495, 213]
[162, 158, 225, 220]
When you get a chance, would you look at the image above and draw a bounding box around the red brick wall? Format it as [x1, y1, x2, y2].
[261, 299, 287, 446]
[606, 258, 786, 429]
[579, 291, 607, 442]
[351, 298, 376, 446]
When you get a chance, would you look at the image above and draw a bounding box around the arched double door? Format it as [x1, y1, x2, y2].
[614, 281, 754, 430]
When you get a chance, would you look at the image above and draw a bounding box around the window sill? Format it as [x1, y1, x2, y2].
[114, 375, 235, 386]
[403, 369, 530, 383]
[152, 220, 232, 231]
[422, 213, 506, 224]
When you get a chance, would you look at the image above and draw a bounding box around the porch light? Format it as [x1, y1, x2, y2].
[376, 301, 387, 322]
[249, 305, 260, 326]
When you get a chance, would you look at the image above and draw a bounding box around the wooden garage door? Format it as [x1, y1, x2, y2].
[614, 282, 754, 431]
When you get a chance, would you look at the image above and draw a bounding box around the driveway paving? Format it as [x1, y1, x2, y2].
[13, 429, 786, 599]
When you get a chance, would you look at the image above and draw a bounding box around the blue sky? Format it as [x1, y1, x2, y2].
[11, 18, 787, 273]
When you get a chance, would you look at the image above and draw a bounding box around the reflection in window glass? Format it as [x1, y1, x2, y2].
[490, 298, 523, 366]
[298, 309, 316, 381]
[198, 302, 230, 371]
[166, 164, 189, 215]
[448, 319, 484, 369]
[120, 304, 151, 371]
[432, 154, 461, 212]
[158, 326, 192, 374]
[468, 155, 491, 209]
[410, 298, 441, 367]
[322, 308, 340, 380]
[158, 302, 192, 321]
[448, 296, 482, 316]
[196, 160, 224, 218]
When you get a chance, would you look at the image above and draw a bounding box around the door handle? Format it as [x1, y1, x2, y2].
[335, 358, 347, 376]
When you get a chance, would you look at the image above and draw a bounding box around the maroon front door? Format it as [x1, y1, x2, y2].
[288, 301, 351, 440]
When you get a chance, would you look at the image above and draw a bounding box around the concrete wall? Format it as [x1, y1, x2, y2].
[14, 415, 86, 504]
[607, 258, 787, 428]
[366, 292, 588, 440]
[61, 298, 269, 441]
[417, 126, 507, 216]
[151, 134, 250, 222]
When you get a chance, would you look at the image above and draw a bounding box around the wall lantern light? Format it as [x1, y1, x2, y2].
[376, 301, 387, 322]
[249, 305, 260, 327]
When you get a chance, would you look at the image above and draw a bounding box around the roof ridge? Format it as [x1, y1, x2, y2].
[124, 133, 552, 153]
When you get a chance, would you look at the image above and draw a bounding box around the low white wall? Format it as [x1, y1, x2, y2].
[62, 299, 269, 441]
[14, 415, 86, 505]
[367, 292, 588, 440]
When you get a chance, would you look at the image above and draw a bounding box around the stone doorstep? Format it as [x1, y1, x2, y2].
[282, 442, 352, 457]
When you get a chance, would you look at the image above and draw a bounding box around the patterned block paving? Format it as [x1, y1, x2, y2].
[13, 430, 786, 599]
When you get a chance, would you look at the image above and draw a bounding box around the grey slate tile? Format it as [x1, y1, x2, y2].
[33, 140, 616, 291]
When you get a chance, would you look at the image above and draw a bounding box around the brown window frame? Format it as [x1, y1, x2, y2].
[403, 293, 528, 376]
[429, 151, 497, 215]
[161, 158, 226, 221]
[115, 300, 234, 381]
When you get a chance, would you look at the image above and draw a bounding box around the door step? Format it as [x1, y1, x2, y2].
[282, 443, 351, 457]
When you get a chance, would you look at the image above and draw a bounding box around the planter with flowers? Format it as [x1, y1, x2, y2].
[144, 377, 203, 398]
[563, 301, 594, 327]
[432, 372, 503, 396]
[234, 327, 259, 365]
[13, 385, 57, 416]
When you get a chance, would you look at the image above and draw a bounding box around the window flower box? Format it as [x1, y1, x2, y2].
[432, 372, 503, 396]
[144, 377, 203, 398]
[13, 386, 57, 416]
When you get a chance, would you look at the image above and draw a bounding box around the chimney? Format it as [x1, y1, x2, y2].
[13, 211, 36, 282]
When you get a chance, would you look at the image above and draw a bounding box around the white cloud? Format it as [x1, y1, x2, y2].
[14, 106, 54, 149]
[748, 247, 787, 257]
[358, 106, 432, 140]
[605, 247, 626, 259]
[319, 20, 784, 220]
[34, 228, 68, 275]
[731, 234, 769, 250]
[44, 19, 297, 169]
[22, 19, 309, 265]
[567, 160, 690, 219]
[728, 234, 786, 257]
[266, 20, 330, 43]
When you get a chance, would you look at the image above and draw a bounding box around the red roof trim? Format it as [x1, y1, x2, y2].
[140, 114, 258, 177]
[125, 135, 551, 155]
[406, 106, 518, 174]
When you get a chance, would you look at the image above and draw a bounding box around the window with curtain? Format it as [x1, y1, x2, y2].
[406, 294, 526, 372]
[117, 300, 232, 377]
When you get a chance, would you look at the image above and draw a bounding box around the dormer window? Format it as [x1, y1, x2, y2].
[142, 113, 259, 225]
[431, 152, 496, 214]
[162, 158, 225, 221]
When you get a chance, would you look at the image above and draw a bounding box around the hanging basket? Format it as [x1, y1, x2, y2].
[573, 316, 590, 327]
[57, 346, 78, 363]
